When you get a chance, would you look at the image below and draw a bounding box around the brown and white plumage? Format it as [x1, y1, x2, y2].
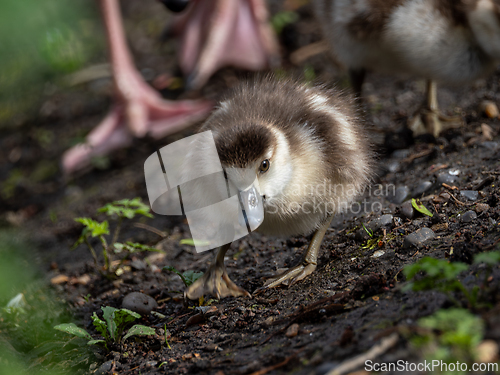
[313, 0, 500, 135]
[185, 77, 374, 299]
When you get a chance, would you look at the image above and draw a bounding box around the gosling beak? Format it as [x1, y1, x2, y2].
[239, 184, 264, 231]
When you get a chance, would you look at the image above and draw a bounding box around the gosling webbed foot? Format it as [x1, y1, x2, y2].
[254, 261, 317, 294]
[184, 243, 250, 300]
[185, 263, 250, 300]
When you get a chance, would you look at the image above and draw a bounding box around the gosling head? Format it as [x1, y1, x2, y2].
[198, 77, 373, 237]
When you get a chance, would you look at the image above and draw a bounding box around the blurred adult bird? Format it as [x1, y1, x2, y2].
[62, 0, 213, 174]
[63, 0, 280, 174]
[162, 0, 281, 90]
[313, 0, 500, 136]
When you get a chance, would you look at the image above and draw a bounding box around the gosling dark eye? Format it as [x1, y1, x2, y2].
[159, 0, 190, 13]
[259, 159, 270, 173]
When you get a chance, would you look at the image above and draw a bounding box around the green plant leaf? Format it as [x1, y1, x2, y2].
[98, 197, 153, 219]
[473, 251, 500, 266]
[163, 265, 187, 286]
[411, 198, 433, 217]
[74, 218, 109, 237]
[182, 270, 204, 287]
[87, 339, 106, 347]
[179, 238, 211, 247]
[122, 324, 155, 342]
[101, 306, 117, 340]
[362, 223, 373, 237]
[54, 323, 92, 340]
[403, 257, 467, 293]
[113, 308, 141, 341]
[91, 312, 109, 340]
[163, 266, 203, 287]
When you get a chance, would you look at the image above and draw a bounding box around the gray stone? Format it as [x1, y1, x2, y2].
[385, 160, 400, 173]
[122, 292, 158, 316]
[480, 141, 499, 151]
[461, 210, 477, 223]
[388, 186, 410, 204]
[379, 214, 394, 226]
[400, 200, 414, 220]
[412, 181, 433, 197]
[96, 360, 113, 375]
[437, 172, 458, 185]
[391, 149, 411, 159]
[130, 259, 147, 270]
[404, 228, 436, 248]
[460, 190, 479, 201]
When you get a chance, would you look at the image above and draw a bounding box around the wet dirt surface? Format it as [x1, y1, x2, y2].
[1, 1, 500, 374]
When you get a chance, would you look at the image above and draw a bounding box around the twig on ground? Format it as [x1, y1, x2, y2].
[290, 41, 329, 65]
[325, 333, 399, 375]
[133, 222, 167, 237]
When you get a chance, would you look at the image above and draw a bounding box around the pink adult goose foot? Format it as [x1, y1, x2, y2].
[62, 0, 213, 174]
[165, 0, 281, 90]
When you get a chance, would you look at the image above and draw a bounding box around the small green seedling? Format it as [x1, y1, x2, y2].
[362, 223, 374, 237]
[54, 306, 155, 351]
[72, 198, 158, 274]
[98, 197, 153, 220]
[473, 250, 500, 266]
[403, 257, 475, 306]
[410, 308, 484, 371]
[163, 266, 203, 287]
[405, 251, 500, 308]
[411, 198, 433, 217]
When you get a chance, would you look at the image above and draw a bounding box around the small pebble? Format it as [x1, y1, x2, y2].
[437, 172, 458, 185]
[480, 141, 499, 151]
[400, 200, 414, 220]
[475, 203, 490, 213]
[460, 190, 478, 201]
[285, 323, 299, 338]
[122, 292, 158, 316]
[96, 360, 113, 375]
[379, 214, 393, 226]
[412, 181, 433, 197]
[433, 192, 450, 203]
[479, 100, 499, 118]
[404, 227, 436, 248]
[388, 186, 410, 204]
[391, 149, 411, 159]
[385, 160, 400, 173]
[130, 259, 147, 270]
[431, 222, 449, 232]
[371, 250, 385, 258]
[460, 210, 477, 223]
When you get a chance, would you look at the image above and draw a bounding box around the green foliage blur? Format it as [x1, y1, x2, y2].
[0, 0, 102, 128]
[0, 230, 93, 374]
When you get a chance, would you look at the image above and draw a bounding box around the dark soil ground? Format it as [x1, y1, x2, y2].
[1, 1, 500, 374]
